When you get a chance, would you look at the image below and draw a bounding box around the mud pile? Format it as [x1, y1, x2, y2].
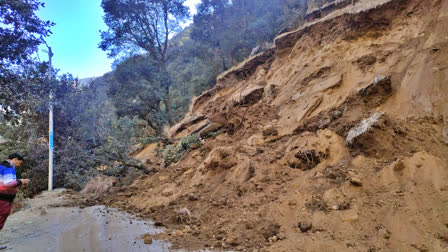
[103, 0, 448, 251]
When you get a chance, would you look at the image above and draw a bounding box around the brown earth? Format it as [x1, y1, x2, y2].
[100, 0, 448, 251]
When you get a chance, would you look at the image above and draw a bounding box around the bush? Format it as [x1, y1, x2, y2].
[162, 145, 182, 166]
[162, 134, 201, 166]
[180, 134, 201, 150]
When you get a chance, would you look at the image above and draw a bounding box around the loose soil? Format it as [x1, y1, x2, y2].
[96, 0, 448, 251]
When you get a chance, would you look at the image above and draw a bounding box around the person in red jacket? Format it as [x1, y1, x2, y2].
[0, 153, 29, 231]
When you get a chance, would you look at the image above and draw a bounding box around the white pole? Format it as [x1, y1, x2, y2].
[48, 47, 54, 191]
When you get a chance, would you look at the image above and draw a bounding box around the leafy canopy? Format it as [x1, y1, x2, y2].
[0, 0, 53, 64]
[99, 0, 189, 66]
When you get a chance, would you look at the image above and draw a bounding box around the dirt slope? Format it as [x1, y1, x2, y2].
[103, 0, 448, 251]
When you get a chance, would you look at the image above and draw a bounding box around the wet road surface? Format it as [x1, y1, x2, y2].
[0, 190, 172, 252]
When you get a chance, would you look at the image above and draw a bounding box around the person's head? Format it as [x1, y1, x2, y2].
[8, 153, 23, 167]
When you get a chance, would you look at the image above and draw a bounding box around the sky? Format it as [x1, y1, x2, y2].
[37, 0, 201, 79]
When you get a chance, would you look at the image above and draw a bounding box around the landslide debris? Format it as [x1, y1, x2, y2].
[101, 0, 448, 251]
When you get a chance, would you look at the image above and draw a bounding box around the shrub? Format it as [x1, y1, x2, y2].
[180, 134, 201, 150]
[162, 134, 201, 166]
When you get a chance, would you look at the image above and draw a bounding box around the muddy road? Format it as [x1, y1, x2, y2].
[0, 190, 173, 252]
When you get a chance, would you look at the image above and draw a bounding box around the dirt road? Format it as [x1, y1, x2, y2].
[0, 189, 172, 252]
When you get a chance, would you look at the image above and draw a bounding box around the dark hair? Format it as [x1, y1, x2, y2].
[8, 153, 24, 161]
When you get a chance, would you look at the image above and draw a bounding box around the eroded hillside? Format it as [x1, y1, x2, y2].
[103, 0, 448, 251]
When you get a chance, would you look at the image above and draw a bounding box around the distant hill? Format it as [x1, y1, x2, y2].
[77, 77, 98, 88]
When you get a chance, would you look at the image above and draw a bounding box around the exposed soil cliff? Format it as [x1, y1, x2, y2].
[102, 0, 448, 251]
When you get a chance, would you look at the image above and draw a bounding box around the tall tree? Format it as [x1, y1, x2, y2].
[0, 0, 53, 64]
[191, 0, 230, 70]
[106, 55, 167, 134]
[0, 0, 53, 120]
[99, 0, 189, 126]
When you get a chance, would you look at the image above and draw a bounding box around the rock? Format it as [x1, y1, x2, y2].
[40, 207, 48, 216]
[159, 175, 169, 183]
[203, 147, 235, 170]
[213, 241, 223, 248]
[340, 209, 359, 222]
[236, 245, 245, 251]
[143, 233, 153, 244]
[168, 114, 207, 137]
[350, 177, 362, 186]
[154, 221, 164, 227]
[345, 112, 385, 145]
[357, 75, 392, 97]
[393, 159, 405, 171]
[175, 230, 184, 237]
[298, 221, 312, 232]
[199, 122, 223, 138]
[262, 125, 278, 137]
[161, 189, 174, 197]
[232, 86, 264, 106]
[271, 235, 278, 242]
[183, 225, 192, 233]
[183, 168, 194, 176]
[188, 193, 199, 201]
[226, 236, 241, 246]
[175, 208, 192, 223]
[277, 233, 286, 240]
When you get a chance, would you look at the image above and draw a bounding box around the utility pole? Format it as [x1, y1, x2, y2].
[44, 44, 54, 191]
[41, 37, 54, 191]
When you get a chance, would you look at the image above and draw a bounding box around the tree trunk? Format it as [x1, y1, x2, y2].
[164, 93, 174, 126]
[160, 59, 174, 127]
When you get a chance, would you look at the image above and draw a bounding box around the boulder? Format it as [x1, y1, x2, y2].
[168, 114, 207, 138]
[199, 122, 223, 138]
[232, 86, 264, 106]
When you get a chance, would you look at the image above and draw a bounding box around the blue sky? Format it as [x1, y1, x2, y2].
[37, 0, 200, 79]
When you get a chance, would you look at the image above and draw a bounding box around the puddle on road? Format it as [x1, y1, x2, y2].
[1, 205, 172, 252]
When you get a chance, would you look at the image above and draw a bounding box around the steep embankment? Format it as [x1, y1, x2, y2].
[105, 0, 448, 251]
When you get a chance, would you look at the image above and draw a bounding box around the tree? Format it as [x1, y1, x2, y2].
[0, 0, 53, 64]
[100, 0, 189, 126]
[106, 55, 167, 134]
[0, 0, 54, 121]
[191, 0, 230, 71]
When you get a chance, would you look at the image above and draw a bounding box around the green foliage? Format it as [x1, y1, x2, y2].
[100, 0, 189, 63]
[0, 0, 54, 64]
[162, 134, 201, 166]
[100, 0, 192, 127]
[180, 134, 201, 150]
[100, 0, 311, 136]
[0, 67, 147, 196]
[105, 55, 168, 134]
[162, 144, 182, 166]
[191, 0, 307, 63]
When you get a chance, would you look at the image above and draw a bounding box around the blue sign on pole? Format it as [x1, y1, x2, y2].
[50, 132, 54, 149]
